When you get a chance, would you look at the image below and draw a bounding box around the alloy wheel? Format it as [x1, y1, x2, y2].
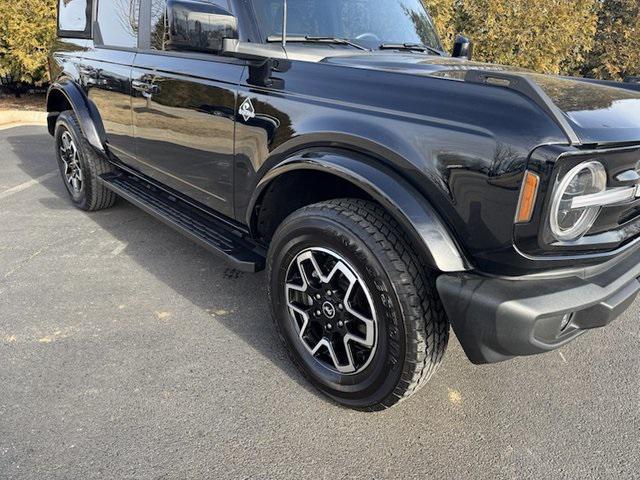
[59, 131, 83, 193]
[285, 247, 378, 375]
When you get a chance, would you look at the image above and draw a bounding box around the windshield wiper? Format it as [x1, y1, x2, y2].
[267, 35, 370, 51]
[379, 43, 445, 56]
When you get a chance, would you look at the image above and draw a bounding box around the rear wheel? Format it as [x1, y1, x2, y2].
[268, 199, 449, 410]
[54, 111, 116, 211]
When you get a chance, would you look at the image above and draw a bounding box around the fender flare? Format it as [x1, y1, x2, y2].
[46, 79, 106, 153]
[248, 150, 471, 273]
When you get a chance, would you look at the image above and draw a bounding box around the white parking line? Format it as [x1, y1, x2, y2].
[0, 171, 58, 200]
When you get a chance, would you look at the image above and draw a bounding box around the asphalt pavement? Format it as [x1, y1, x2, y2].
[1, 126, 639, 479]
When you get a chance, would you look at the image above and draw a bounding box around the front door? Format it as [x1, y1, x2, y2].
[131, 39, 243, 218]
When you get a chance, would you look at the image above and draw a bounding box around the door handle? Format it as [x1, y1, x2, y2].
[79, 66, 98, 78]
[132, 80, 159, 98]
[79, 66, 100, 84]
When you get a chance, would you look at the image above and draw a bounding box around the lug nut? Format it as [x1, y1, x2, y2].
[337, 321, 344, 327]
[327, 290, 333, 296]
[315, 310, 321, 317]
[338, 304, 344, 310]
[315, 294, 321, 300]
[326, 324, 333, 330]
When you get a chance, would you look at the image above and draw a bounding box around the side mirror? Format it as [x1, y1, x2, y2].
[452, 35, 473, 60]
[222, 39, 288, 62]
[166, 0, 238, 54]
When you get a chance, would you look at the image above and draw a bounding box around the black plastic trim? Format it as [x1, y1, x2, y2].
[46, 80, 106, 153]
[437, 241, 640, 364]
[249, 150, 471, 273]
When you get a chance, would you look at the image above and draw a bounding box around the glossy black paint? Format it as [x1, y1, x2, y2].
[130, 52, 243, 216]
[80, 48, 138, 163]
[47, 0, 640, 278]
[233, 54, 567, 275]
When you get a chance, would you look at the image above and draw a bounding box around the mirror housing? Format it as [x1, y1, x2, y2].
[222, 39, 287, 62]
[452, 35, 473, 60]
[166, 0, 238, 54]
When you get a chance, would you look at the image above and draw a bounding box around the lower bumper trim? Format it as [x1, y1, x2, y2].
[436, 254, 640, 364]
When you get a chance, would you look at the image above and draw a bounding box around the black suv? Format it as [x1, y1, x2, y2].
[48, 0, 640, 410]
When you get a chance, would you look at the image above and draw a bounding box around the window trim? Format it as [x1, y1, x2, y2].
[57, 0, 94, 39]
[138, 0, 152, 49]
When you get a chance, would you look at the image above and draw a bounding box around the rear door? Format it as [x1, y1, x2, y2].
[130, 0, 243, 218]
[79, 0, 140, 164]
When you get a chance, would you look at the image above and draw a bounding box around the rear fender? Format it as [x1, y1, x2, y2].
[46, 79, 106, 153]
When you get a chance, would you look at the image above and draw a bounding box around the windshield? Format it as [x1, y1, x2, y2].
[250, 0, 442, 51]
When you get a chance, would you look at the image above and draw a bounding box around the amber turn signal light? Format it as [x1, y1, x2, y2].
[515, 171, 540, 224]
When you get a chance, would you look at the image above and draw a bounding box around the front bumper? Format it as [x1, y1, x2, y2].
[436, 245, 640, 364]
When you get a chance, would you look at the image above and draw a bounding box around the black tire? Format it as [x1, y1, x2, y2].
[268, 199, 449, 410]
[54, 110, 116, 211]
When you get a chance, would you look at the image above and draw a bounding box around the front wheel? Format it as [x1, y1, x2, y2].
[267, 199, 449, 410]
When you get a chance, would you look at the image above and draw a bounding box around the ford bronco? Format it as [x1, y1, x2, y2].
[48, 0, 640, 410]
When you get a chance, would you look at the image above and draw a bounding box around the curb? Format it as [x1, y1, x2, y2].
[0, 110, 47, 129]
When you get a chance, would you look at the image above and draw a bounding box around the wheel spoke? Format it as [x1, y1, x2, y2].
[312, 338, 355, 374]
[285, 252, 316, 293]
[60, 154, 70, 173]
[298, 250, 325, 286]
[59, 131, 83, 193]
[325, 260, 352, 284]
[69, 145, 78, 164]
[61, 133, 71, 150]
[287, 302, 311, 340]
[344, 280, 375, 348]
[285, 281, 306, 293]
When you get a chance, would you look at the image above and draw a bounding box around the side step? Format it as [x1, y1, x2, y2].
[98, 172, 265, 272]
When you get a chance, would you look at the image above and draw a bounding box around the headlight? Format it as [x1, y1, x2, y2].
[549, 161, 607, 241]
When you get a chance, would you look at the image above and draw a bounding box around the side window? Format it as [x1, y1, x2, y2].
[97, 0, 141, 48]
[150, 0, 230, 51]
[150, 0, 170, 50]
[58, 0, 93, 38]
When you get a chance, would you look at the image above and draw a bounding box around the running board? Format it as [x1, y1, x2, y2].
[98, 172, 265, 272]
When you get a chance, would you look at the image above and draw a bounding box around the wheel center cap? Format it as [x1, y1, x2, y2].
[322, 301, 336, 319]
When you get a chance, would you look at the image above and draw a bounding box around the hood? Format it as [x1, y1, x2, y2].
[322, 54, 640, 146]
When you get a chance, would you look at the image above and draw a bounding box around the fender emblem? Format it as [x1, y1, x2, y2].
[239, 98, 256, 122]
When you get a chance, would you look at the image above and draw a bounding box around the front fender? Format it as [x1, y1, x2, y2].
[46, 79, 106, 153]
[248, 151, 470, 273]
